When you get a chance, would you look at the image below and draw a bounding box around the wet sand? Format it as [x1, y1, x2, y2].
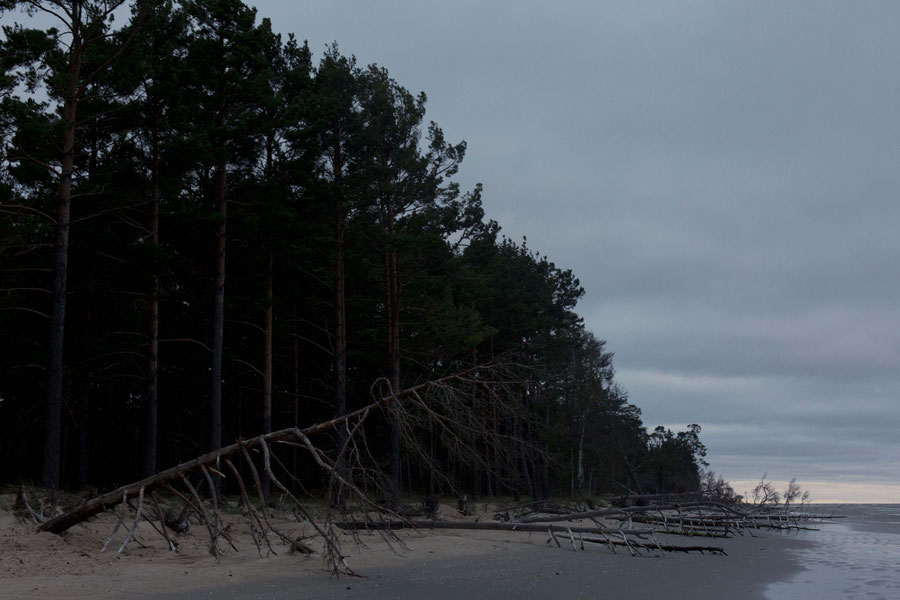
[147, 530, 812, 600]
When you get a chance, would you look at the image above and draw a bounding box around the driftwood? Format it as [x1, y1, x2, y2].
[493, 499, 587, 522]
[15, 486, 61, 524]
[333, 496, 833, 558]
[478, 498, 836, 543]
[335, 520, 726, 555]
[555, 530, 726, 556]
[510, 501, 742, 524]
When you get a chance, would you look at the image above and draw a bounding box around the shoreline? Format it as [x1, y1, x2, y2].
[147, 530, 813, 600]
[1, 501, 815, 600]
[2, 528, 812, 600]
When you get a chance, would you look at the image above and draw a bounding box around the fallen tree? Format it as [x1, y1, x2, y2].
[29, 363, 533, 573]
[22, 364, 834, 573]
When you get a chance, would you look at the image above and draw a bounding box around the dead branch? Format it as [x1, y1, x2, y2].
[334, 520, 725, 555]
[14, 486, 42, 524]
[117, 486, 145, 554]
[181, 475, 220, 556]
[100, 491, 129, 553]
[39, 368, 488, 536]
[150, 492, 176, 551]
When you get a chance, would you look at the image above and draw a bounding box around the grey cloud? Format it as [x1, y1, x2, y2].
[254, 1, 900, 497]
[6, 0, 895, 499]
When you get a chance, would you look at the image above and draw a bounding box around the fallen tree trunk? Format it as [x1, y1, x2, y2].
[336, 519, 663, 537]
[38, 369, 478, 536]
[512, 501, 739, 524]
[32, 360, 538, 575]
[508, 500, 830, 538]
[556, 531, 726, 555]
[335, 520, 726, 554]
[39, 429, 294, 535]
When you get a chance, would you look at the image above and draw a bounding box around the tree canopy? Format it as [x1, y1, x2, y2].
[0, 0, 709, 499]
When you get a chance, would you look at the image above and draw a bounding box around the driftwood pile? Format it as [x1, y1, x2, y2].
[337, 495, 842, 558]
[338, 495, 838, 556]
[15, 479, 842, 572]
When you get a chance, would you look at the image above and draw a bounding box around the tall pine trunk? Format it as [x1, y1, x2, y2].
[386, 232, 402, 491]
[291, 307, 300, 492]
[328, 136, 349, 506]
[576, 411, 587, 494]
[144, 106, 160, 478]
[43, 34, 82, 490]
[334, 199, 346, 441]
[261, 250, 273, 499]
[209, 163, 226, 455]
[75, 370, 91, 489]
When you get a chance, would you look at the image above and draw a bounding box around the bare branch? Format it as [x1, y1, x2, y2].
[0, 203, 57, 224]
[22, 1, 72, 28]
[0, 287, 51, 294]
[0, 306, 50, 319]
[159, 338, 212, 353]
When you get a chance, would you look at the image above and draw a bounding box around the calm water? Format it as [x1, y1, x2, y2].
[765, 504, 900, 600]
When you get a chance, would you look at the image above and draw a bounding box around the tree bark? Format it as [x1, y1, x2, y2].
[333, 194, 346, 438]
[209, 162, 226, 455]
[327, 133, 349, 505]
[261, 249, 273, 499]
[385, 208, 402, 490]
[43, 28, 82, 491]
[291, 307, 300, 491]
[75, 371, 91, 489]
[262, 253, 273, 428]
[145, 103, 160, 478]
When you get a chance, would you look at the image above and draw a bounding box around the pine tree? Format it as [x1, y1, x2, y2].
[180, 0, 274, 455]
[1, 0, 137, 489]
[356, 65, 467, 490]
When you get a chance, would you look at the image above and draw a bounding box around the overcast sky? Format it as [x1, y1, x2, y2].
[4, 1, 897, 502]
[244, 0, 900, 503]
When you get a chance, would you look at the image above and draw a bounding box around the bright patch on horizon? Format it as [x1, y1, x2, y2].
[729, 480, 900, 504]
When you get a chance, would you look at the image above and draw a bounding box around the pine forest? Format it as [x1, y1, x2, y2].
[0, 0, 711, 505]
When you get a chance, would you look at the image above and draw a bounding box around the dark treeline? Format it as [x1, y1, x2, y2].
[0, 0, 707, 500]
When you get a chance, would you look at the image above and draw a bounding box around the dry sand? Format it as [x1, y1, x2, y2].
[0, 496, 810, 600]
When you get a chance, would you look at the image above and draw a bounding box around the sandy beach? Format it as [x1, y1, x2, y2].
[1, 496, 812, 600]
[151, 530, 810, 600]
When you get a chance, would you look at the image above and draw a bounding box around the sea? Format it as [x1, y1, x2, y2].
[765, 504, 900, 600]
